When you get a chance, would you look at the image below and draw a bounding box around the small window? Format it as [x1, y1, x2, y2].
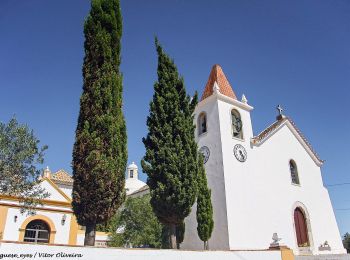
[130, 170, 134, 178]
[198, 112, 207, 136]
[290, 160, 300, 185]
[24, 220, 50, 243]
[231, 109, 243, 139]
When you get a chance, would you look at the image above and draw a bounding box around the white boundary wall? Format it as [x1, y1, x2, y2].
[0, 242, 283, 260]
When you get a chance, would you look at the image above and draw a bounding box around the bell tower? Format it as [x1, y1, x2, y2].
[126, 162, 138, 179]
[182, 64, 254, 250]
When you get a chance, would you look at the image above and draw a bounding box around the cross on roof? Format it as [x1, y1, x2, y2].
[276, 104, 283, 116]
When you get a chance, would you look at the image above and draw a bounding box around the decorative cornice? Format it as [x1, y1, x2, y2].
[0, 194, 72, 208]
[196, 90, 254, 112]
[0, 202, 73, 213]
[217, 92, 254, 111]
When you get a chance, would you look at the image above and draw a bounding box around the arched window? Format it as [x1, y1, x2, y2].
[24, 220, 50, 243]
[290, 160, 300, 185]
[130, 170, 134, 178]
[231, 109, 243, 139]
[198, 112, 207, 136]
[294, 207, 309, 247]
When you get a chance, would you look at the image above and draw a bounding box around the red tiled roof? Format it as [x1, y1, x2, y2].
[51, 169, 73, 185]
[252, 118, 287, 144]
[200, 64, 237, 101]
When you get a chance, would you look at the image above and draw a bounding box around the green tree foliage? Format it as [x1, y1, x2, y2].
[196, 153, 214, 250]
[343, 233, 350, 253]
[142, 38, 198, 248]
[108, 195, 162, 248]
[72, 0, 127, 246]
[0, 117, 48, 211]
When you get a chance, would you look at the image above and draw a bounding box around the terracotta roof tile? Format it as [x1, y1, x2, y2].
[252, 116, 323, 163]
[200, 64, 237, 101]
[252, 118, 287, 143]
[51, 169, 73, 185]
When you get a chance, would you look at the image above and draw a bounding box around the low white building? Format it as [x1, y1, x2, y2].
[0, 163, 146, 246]
[181, 64, 346, 255]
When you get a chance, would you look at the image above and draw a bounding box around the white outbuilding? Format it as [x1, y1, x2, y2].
[125, 162, 147, 195]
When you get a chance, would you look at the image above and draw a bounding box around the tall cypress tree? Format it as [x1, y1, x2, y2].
[196, 153, 214, 250]
[72, 0, 127, 246]
[142, 39, 198, 249]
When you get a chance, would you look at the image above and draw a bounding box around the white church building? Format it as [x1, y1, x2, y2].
[181, 64, 345, 255]
[0, 64, 345, 256]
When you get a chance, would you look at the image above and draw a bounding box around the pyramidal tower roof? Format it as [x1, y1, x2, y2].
[200, 64, 237, 101]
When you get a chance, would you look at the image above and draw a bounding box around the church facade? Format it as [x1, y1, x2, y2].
[182, 65, 345, 255]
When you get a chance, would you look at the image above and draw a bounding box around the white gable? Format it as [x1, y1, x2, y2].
[125, 178, 147, 195]
[40, 179, 71, 202]
[252, 118, 323, 166]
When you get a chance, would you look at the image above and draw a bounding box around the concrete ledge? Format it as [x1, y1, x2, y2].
[0, 241, 291, 260]
[295, 255, 350, 260]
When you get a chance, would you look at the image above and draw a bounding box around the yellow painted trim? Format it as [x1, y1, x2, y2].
[18, 215, 57, 244]
[41, 177, 72, 202]
[0, 194, 71, 208]
[0, 206, 9, 240]
[281, 247, 295, 260]
[68, 215, 79, 245]
[77, 229, 110, 236]
[96, 231, 109, 236]
[0, 202, 72, 214]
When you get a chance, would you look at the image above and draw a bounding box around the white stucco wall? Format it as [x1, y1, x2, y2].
[3, 208, 72, 244]
[56, 184, 72, 199]
[182, 95, 230, 250]
[40, 181, 68, 201]
[125, 178, 147, 195]
[182, 91, 345, 255]
[243, 123, 345, 254]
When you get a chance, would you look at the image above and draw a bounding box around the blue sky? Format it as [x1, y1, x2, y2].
[0, 1, 349, 235]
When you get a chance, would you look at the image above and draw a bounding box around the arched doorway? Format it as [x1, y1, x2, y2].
[23, 219, 50, 243]
[294, 207, 309, 247]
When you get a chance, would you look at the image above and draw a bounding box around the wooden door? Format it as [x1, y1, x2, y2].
[294, 208, 309, 247]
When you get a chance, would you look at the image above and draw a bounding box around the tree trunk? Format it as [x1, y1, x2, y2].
[169, 223, 177, 249]
[203, 241, 209, 250]
[84, 223, 96, 246]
